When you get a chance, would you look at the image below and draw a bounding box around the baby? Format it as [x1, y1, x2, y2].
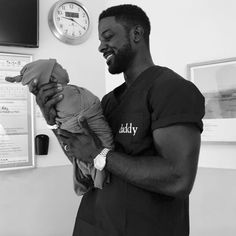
[5, 59, 113, 195]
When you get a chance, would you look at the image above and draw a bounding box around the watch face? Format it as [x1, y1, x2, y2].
[94, 154, 106, 171]
[48, 0, 91, 44]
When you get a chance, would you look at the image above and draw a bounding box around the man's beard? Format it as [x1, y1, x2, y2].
[108, 41, 134, 74]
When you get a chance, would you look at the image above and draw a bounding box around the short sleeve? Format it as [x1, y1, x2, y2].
[148, 70, 205, 132]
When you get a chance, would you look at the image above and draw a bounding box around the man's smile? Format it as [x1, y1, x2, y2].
[104, 52, 115, 65]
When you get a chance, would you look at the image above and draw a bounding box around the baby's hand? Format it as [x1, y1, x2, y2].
[5, 75, 23, 83]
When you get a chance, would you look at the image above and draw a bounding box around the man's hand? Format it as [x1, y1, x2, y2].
[57, 118, 103, 163]
[29, 78, 63, 125]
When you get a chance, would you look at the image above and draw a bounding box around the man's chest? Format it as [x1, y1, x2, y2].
[105, 90, 154, 154]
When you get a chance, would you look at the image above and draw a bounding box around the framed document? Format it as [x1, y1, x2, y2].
[187, 58, 236, 142]
[0, 52, 35, 170]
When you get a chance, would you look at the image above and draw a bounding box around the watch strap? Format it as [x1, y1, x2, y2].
[100, 148, 110, 157]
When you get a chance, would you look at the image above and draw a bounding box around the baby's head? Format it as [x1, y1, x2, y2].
[5, 59, 69, 87]
[48, 60, 69, 86]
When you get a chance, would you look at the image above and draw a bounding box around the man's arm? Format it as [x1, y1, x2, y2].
[105, 124, 200, 198]
[58, 121, 201, 198]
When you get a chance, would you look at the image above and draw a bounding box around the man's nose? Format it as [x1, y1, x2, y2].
[98, 41, 107, 53]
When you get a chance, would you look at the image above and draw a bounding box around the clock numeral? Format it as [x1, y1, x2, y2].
[59, 24, 63, 28]
[62, 6, 65, 10]
[69, 4, 74, 9]
[58, 10, 63, 15]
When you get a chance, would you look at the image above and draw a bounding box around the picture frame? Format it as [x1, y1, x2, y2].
[0, 52, 35, 171]
[187, 57, 236, 142]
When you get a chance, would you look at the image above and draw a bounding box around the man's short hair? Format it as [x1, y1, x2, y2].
[99, 4, 151, 46]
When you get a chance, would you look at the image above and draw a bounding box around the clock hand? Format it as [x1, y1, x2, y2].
[61, 16, 86, 30]
[61, 16, 71, 21]
[70, 18, 86, 30]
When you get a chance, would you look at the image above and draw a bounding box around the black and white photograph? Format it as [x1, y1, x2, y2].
[0, 0, 236, 236]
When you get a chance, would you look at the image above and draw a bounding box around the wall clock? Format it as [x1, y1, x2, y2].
[48, 0, 91, 45]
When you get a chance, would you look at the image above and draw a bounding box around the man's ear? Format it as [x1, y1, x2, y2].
[131, 25, 144, 43]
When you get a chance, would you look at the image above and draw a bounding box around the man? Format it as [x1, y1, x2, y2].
[31, 4, 205, 236]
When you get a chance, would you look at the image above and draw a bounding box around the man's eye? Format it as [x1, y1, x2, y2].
[104, 35, 113, 41]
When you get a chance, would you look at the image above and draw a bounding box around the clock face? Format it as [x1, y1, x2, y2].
[48, 0, 91, 45]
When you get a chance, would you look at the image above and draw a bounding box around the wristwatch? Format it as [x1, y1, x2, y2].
[93, 148, 111, 171]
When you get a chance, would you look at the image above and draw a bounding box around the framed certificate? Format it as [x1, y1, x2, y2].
[187, 57, 236, 142]
[0, 52, 35, 170]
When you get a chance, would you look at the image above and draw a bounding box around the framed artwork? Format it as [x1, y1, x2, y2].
[0, 52, 35, 171]
[187, 57, 236, 142]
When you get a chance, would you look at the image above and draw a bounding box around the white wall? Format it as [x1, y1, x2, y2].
[0, 0, 106, 235]
[191, 167, 236, 236]
[105, 0, 236, 235]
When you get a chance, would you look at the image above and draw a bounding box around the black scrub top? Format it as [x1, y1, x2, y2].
[73, 66, 205, 236]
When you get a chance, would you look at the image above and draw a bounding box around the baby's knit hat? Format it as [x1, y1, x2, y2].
[5, 59, 69, 86]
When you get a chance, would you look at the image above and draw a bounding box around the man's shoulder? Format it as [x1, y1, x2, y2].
[152, 66, 195, 90]
[149, 66, 204, 104]
[101, 91, 112, 109]
[154, 66, 184, 82]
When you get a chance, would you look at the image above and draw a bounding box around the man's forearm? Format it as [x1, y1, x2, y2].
[105, 151, 184, 197]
